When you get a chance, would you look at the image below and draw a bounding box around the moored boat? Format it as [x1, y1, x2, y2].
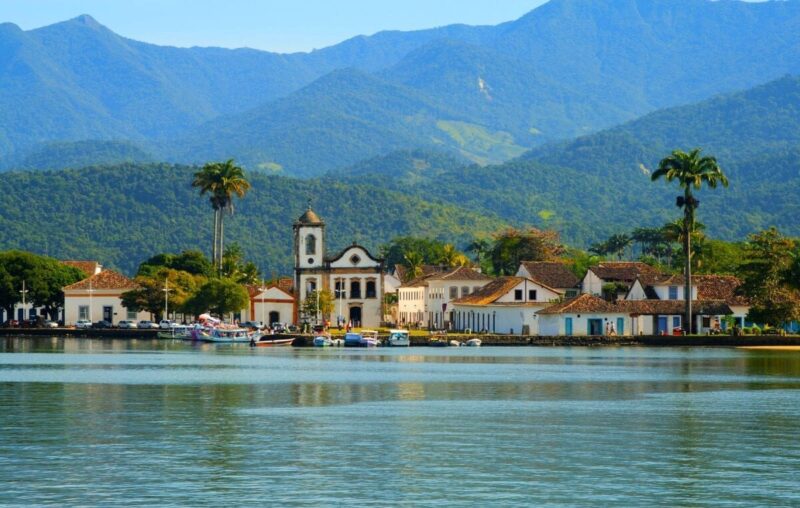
[253, 336, 295, 347]
[465, 338, 482, 347]
[386, 329, 410, 347]
[344, 331, 380, 347]
[193, 326, 251, 343]
[157, 325, 191, 340]
[313, 335, 333, 347]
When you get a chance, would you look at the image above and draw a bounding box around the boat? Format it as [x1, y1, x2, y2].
[313, 335, 333, 347]
[157, 325, 191, 340]
[344, 331, 380, 347]
[465, 338, 482, 347]
[193, 326, 252, 343]
[253, 335, 295, 347]
[386, 329, 410, 347]
[449, 340, 462, 347]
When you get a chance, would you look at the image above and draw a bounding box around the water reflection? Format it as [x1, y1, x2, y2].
[1, 338, 800, 506]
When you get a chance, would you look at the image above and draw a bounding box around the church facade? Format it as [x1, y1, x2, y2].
[293, 207, 385, 328]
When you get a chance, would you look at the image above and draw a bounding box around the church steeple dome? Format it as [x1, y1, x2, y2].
[295, 203, 324, 226]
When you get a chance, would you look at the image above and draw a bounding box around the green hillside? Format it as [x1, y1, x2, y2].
[0, 164, 505, 274]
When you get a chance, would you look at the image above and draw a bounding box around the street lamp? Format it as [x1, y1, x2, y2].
[20, 280, 28, 321]
[163, 278, 173, 322]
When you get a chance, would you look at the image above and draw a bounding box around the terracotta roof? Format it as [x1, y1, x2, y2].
[590, 262, 661, 283]
[638, 273, 684, 286]
[520, 261, 579, 289]
[428, 266, 492, 282]
[694, 275, 750, 306]
[61, 260, 101, 276]
[247, 284, 294, 299]
[453, 277, 525, 305]
[538, 294, 618, 315]
[296, 207, 323, 225]
[400, 266, 490, 288]
[620, 299, 733, 316]
[63, 270, 138, 291]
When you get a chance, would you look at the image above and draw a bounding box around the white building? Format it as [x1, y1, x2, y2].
[538, 294, 630, 336]
[243, 284, 296, 326]
[451, 276, 563, 335]
[581, 262, 661, 298]
[516, 261, 580, 297]
[397, 266, 492, 329]
[63, 269, 148, 325]
[293, 207, 385, 328]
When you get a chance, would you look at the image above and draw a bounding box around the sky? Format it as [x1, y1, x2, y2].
[0, 0, 548, 53]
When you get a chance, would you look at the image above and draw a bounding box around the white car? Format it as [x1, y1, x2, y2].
[75, 319, 92, 329]
[43, 320, 59, 328]
[138, 320, 159, 329]
[159, 320, 176, 329]
[118, 320, 138, 329]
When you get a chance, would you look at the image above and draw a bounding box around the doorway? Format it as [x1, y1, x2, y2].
[588, 319, 603, 336]
[269, 311, 280, 325]
[349, 306, 362, 327]
[103, 306, 113, 322]
[657, 316, 668, 335]
[565, 317, 573, 336]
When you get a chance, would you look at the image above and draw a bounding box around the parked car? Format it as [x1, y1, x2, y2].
[93, 320, 113, 329]
[159, 320, 176, 329]
[118, 320, 138, 329]
[138, 320, 159, 329]
[43, 320, 59, 328]
[75, 319, 92, 329]
[2, 319, 19, 328]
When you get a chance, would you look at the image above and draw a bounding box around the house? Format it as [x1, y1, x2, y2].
[293, 206, 385, 328]
[63, 269, 147, 325]
[242, 284, 295, 326]
[582, 262, 661, 298]
[392, 264, 448, 283]
[516, 261, 580, 297]
[451, 276, 563, 335]
[398, 266, 492, 329]
[538, 294, 630, 336]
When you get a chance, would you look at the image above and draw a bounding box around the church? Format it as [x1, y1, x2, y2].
[293, 206, 385, 328]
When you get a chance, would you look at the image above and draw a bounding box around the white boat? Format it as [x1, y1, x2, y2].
[465, 338, 482, 347]
[449, 340, 462, 347]
[157, 325, 191, 340]
[386, 329, 410, 347]
[313, 336, 333, 347]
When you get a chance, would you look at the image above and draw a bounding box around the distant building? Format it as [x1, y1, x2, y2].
[63, 269, 147, 325]
[242, 284, 295, 326]
[581, 261, 660, 298]
[293, 206, 385, 328]
[516, 261, 580, 297]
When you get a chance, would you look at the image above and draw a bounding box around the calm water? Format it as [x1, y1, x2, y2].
[1, 338, 799, 507]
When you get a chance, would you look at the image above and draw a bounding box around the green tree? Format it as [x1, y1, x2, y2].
[737, 228, 800, 327]
[192, 160, 251, 271]
[651, 148, 729, 333]
[487, 228, 564, 276]
[122, 268, 205, 320]
[0, 251, 85, 320]
[300, 289, 334, 324]
[183, 277, 249, 319]
[220, 243, 261, 285]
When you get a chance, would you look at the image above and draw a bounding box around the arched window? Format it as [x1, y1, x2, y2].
[305, 234, 316, 255]
[366, 280, 376, 299]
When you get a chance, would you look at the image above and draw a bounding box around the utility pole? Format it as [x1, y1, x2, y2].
[87, 279, 94, 323]
[163, 279, 172, 322]
[259, 280, 266, 327]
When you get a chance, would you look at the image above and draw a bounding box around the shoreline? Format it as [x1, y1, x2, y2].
[2, 328, 800, 348]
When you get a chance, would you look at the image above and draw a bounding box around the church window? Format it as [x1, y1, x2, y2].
[306, 234, 316, 255]
[366, 281, 376, 299]
[350, 280, 361, 299]
[350, 254, 361, 265]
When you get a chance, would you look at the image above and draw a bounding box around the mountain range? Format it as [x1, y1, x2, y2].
[2, 0, 800, 174]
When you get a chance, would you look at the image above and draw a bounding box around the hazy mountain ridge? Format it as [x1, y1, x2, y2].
[2, 0, 800, 173]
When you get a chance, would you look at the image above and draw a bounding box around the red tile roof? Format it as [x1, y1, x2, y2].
[63, 270, 138, 291]
[520, 261, 580, 289]
[620, 299, 733, 316]
[694, 275, 750, 306]
[590, 262, 661, 283]
[453, 277, 525, 305]
[537, 294, 618, 315]
[61, 260, 101, 277]
[401, 266, 491, 288]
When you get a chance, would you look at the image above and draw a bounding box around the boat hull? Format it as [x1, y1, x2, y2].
[254, 337, 295, 347]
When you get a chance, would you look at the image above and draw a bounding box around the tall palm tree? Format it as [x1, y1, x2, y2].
[651, 148, 728, 334]
[192, 160, 251, 271]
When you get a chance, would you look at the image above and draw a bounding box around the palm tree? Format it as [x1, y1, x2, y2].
[192, 160, 251, 271]
[651, 148, 728, 334]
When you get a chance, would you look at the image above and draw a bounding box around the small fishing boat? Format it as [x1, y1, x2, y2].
[157, 325, 191, 340]
[253, 335, 295, 347]
[449, 340, 462, 347]
[465, 338, 482, 347]
[193, 326, 251, 343]
[313, 335, 333, 347]
[386, 329, 410, 347]
[344, 331, 380, 347]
